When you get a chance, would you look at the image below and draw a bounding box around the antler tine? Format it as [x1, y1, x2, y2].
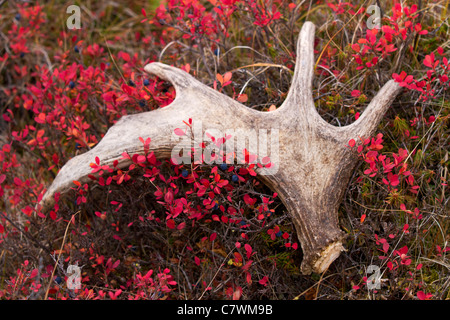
[144, 62, 200, 93]
[344, 79, 402, 140]
[278, 22, 317, 117]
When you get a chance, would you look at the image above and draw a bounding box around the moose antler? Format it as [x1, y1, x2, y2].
[38, 22, 402, 275]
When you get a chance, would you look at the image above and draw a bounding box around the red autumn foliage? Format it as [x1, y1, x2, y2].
[0, 0, 448, 300]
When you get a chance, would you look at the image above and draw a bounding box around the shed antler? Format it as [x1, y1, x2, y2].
[39, 22, 402, 275]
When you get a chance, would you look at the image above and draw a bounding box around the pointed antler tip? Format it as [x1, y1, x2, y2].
[144, 62, 164, 75]
[144, 62, 193, 90]
[303, 21, 316, 29]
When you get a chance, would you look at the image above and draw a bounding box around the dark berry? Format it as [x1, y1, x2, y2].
[69, 81, 75, 89]
[128, 80, 135, 87]
[138, 99, 146, 107]
[74, 45, 80, 53]
[276, 231, 283, 237]
[219, 163, 227, 171]
[213, 203, 219, 210]
[231, 174, 239, 183]
[20, 52, 25, 58]
[15, 13, 21, 21]
[213, 48, 220, 56]
[55, 276, 62, 284]
[143, 79, 150, 86]
[181, 169, 189, 178]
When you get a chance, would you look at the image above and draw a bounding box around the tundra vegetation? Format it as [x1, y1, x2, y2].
[0, 0, 449, 300]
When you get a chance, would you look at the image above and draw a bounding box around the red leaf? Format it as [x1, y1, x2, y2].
[112, 260, 120, 270]
[177, 222, 186, 230]
[423, 54, 434, 68]
[351, 44, 360, 52]
[237, 93, 248, 103]
[29, 269, 38, 278]
[268, 105, 277, 112]
[166, 219, 175, 229]
[258, 276, 269, 286]
[35, 113, 46, 124]
[348, 139, 356, 147]
[49, 211, 57, 220]
[14, 177, 22, 186]
[216, 73, 223, 85]
[174, 128, 185, 136]
[242, 260, 253, 271]
[360, 214, 366, 223]
[244, 243, 252, 259]
[387, 261, 393, 271]
[164, 190, 174, 204]
[243, 194, 256, 206]
[22, 206, 33, 216]
[120, 52, 130, 62]
[288, 2, 296, 10]
[73, 180, 81, 187]
[232, 287, 242, 300]
[403, 224, 409, 232]
[223, 72, 232, 85]
[388, 172, 399, 186]
[416, 291, 432, 300]
[136, 155, 146, 163]
[351, 90, 361, 97]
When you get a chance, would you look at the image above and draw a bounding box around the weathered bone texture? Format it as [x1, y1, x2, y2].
[38, 22, 402, 275]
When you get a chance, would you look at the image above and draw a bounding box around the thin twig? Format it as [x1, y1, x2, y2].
[0, 211, 52, 255]
[44, 211, 80, 300]
[198, 248, 235, 300]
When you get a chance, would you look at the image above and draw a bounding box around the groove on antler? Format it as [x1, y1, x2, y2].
[39, 21, 402, 275]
